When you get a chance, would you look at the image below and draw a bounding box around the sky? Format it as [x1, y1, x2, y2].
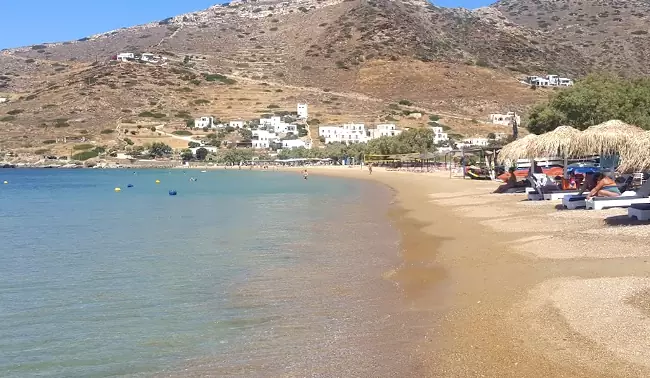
[0, 0, 492, 50]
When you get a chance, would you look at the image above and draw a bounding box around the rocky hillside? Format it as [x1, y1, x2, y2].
[1, 0, 649, 155]
[492, 0, 650, 75]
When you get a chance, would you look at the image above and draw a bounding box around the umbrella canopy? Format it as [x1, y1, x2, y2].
[569, 120, 645, 157]
[529, 126, 581, 158]
[497, 134, 538, 163]
[617, 131, 650, 172]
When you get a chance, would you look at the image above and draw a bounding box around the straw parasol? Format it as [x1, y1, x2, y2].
[497, 134, 538, 163]
[617, 131, 650, 172]
[568, 120, 645, 157]
[529, 126, 581, 158]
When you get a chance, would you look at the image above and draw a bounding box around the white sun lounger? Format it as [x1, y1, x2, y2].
[585, 181, 650, 210]
[562, 194, 587, 209]
[526, 174, 563, 201]
[628, 203, 650, 221]
[543, 190, 581, 201]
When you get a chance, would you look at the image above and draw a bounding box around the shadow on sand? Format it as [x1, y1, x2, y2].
[604, 214, 650, 227]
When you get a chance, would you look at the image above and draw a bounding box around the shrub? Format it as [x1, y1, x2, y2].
[204, 73, 236, 84]
[138, 111, 166, 118]
[270, 27, 278, 31]
[335, 61, 348, 69]
[32, 44, 47, 50]
[25, 94, 37, 101]
[267, 104, 280, 109]
[186, 119, 195, 128]
[429, 114, 440, 121]
[71, 150, 99, 161]
[73, 143, 94, 151]
[398, 100, 412, 106]
[35, 148, 50, 155]
[54, 119, 70, 127]
[0, 116, 16, 122]
[194, 99, 210, 105]
[101, 129, 115, 134]
[172, 130, 193, 136]
[43, 139, 56, 145]
[124, 138, 134, 145]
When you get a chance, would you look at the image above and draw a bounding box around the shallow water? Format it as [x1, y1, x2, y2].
[0, 169, 415, 377]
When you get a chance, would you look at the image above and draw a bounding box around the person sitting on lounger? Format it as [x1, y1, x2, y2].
[494, 167, 525, 193]
[586, 173, 621, 199]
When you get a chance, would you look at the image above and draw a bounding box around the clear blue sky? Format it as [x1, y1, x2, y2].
[0, 0, 492, 50]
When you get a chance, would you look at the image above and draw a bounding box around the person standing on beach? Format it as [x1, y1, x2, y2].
[368, 163, 373, 175]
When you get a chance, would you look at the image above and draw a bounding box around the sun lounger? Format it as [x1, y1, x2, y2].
[562, 194, 587, 209]
[543, 190, 581, 201]
[628, 203, 650, 221]
[526, 174, 561, 201]
[585, 180, 650, 210]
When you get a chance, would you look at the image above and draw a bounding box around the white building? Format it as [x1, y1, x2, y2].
[229, 120, 245, 128]
[194, 116, 214, 129]
[116, 53, 135, 62]
[457, 137, 490, 149]
[190, 146, 219, 155]
[488, 112, 520, 126]
[274, 123, 298, 135]
[524, 75, 573, 87]
[368, 124, 402, 139]
[0, 97, 8, 104]
[430, 126, 449, 144]
[319, 123, 368, 144]
[282, 139, 308, 149]
[297, 103, 308, 119]
[252, 130, 279, 149]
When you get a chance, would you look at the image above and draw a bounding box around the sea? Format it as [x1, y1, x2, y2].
[0, 169, 420, 377]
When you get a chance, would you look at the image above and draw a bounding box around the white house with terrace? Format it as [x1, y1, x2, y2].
[252, 130, 279, 149]
[367, 124, 402, 139]
[282, 139, 309, 149]
[229, 120, 245, 128]
[488, 112, 520, 126]
[319, 123, 369, 144]
[430, 126, 449, 144]
[523, 75, 573, 87]
[194, 116, 214, 129]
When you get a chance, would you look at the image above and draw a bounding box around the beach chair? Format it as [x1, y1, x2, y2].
[585, 180, 650, 210]
[628, 203, 650, 221]
[562, 194, 587, 209]
[526, 174, 561, 201]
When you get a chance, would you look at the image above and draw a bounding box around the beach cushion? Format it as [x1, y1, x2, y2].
[630, 203, 650, 211]
[592, 195, 643, 201]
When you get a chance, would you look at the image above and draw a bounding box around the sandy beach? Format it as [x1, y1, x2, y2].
[268, 165, 650, 378]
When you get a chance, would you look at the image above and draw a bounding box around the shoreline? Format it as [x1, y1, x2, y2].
[290, 165, 650, 377]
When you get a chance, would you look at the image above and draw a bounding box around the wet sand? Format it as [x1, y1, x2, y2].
[292, 166, 650, 378]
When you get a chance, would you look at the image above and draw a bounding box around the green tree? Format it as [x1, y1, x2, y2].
[148, 142, 172, 157]
[239, 128, 253, 141]
[188, 141, 200, 148]
[181, 149, 194, 161]
[195, 147, 209, 160]
[527, 73, 650, 134]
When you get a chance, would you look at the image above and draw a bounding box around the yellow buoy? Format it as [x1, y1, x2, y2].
[155, 180, 160, 184]
[2, 181, 7, 184]
[114, 187, 121, 192]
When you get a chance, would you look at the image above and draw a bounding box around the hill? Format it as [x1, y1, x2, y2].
[2, 0, 649, 157]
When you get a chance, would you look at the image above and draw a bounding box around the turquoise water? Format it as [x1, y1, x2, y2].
[0, 169, 413, 377]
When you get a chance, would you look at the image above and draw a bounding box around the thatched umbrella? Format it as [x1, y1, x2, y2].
[568, 120, 645, 157]
[497, 134, 538, 164]
[618, 131, 650, 172]
[529, 126, 581, 158]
